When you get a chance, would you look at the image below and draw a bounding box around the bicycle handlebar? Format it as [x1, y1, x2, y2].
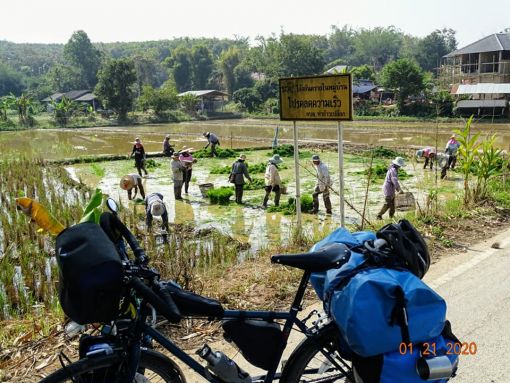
[130, 277, 182, 323]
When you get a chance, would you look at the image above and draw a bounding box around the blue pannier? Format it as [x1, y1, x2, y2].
[309, 228, 376, 300]
[328, 267, 446, 357]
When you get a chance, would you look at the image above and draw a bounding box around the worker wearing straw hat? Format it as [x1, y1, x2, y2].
[179, 146, 197, 194]
[230, 154, 252, 204]
[416, 147, 436, 170]
[311, 154, 332, 215]
[445, 134, 460, 170]
[263, 154, 283, 208]
[203, 132, 220, 157]
[171, 152, 186, 200]
[145, 192, 169, 232]
[120, 174, 145, 200]
[376, 157, 405, 220]
[162, 135, 174, 157]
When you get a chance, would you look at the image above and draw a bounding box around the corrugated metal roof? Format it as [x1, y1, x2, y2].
[444, 33, 510, 57]
[455, 83, 510, 94]
[456, 99, 507, 108]
[353, 85, 377, 94]
[178, 90, 229, 97]
[74, 93, 97, 102]
[41, 93, 63, 102]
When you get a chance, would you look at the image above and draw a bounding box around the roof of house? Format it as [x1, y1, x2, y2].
[353, 85, 377, 94]
[445, 33, 510, 57]
[454, 83, 510, 94]
[42, 90, 92, 102]
[74, 93, 97, 102]
[456, 99, 507, 108]
[325, 65, 348, 74]
[178, 90, 229, 97]
[41, 93, 64, 102]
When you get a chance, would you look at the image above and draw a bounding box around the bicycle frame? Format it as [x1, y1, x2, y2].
[139, 270, 313, 383]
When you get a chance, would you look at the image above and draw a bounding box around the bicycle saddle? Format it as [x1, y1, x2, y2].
[271, 243, 350, 272]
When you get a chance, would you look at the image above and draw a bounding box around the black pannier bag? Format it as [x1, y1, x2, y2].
[222, 319, 283, 370]
[56, 222, 123, 324]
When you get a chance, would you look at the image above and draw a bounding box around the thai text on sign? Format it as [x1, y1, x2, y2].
[279, 74, 352, 121]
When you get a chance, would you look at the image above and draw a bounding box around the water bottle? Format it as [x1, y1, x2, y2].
[65, 321, 86, 338]
[416, 355, 455, 380]
[197, 345, 251, 383]
[86, 343, 114, 357]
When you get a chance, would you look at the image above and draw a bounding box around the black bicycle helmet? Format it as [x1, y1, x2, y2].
[375, 219, 430, 279]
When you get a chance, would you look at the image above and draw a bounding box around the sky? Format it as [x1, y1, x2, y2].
[1, 0, 509, 48]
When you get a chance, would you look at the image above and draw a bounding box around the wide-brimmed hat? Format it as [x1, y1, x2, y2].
[312, 154, 321, 162]
[450, 134, 456, 139]
[238, 154, 247, 160]
[165, 135, 170, 139]
[203, 132, 210, 137]
[269, 154, 283, 164]
[120, 175, 135, 190]
[392, 157, 406, 167]
[171, 152, 180, 158]
[150, 201, 165, 217]
[134, 137, 141, 143]
[416, 149, 423, 158]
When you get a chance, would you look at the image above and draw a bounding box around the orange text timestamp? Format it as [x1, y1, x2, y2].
[399, 342, 477, 356]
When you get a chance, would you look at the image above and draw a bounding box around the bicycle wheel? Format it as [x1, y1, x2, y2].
[41, 349, 186, 383]
[280, 323, 353, 383]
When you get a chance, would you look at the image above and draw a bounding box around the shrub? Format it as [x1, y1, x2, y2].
[207, 187, 234, 205]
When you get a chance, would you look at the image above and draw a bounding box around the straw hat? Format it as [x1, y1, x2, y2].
[180, 146, 195, 153]
[450, 134, 456, 139]
[120, 175, 135, 190]
[203, 132, 210, 137]
[165, 135, 170, 139]
[134, 137, 141, 144]
[312, 154, 321, 162]
[269, 154, 283, 164]
[392, 157, 406, 167]
[238, 154, 247, 160]
[150, 201, 165, 217]
[171, 152, 180, 158]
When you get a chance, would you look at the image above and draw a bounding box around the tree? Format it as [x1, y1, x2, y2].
[219, 47, 241, 96]
[179, 93, 200, 114]
[51, 96, 78, 127]
[169, 47, 192, 92]
[415, 29, 458, 73]
[95, 59, 137, 121]
[133, 55, 168, 97]
[44, 64, 85, 92]
[352, 27, 404, 69]
[138, 85, 178, 118]
[351, 65, 376, 81]
[326, 25, 355, 63]
[64, 30, 102, 88]
[191, 45, 213, 89]
[233, 88, 262, 112]
[278, 34, 325, 77]
[380, 58, 425, 112]
[0, 62, 25, 96]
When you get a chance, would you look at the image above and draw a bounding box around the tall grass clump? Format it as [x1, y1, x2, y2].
[207, 187, 234, 204]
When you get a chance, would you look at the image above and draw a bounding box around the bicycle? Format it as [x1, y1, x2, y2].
[41, 198, 353, 383]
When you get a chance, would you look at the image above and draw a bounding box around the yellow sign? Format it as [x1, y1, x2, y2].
[279, 74, 352, 121]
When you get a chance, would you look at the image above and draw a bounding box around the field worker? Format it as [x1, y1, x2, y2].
[179, 146, 196, 194]
[263, 154, 283, 208]
[145, 192, 169, 233]
[311, 155, 332, 215]
[376, 157, 405, 220]
[120, 174, 145, 200]
[445, 134, 461, 170]
[437, 153, 450, 180]
[171, 152, 186, 200]
[162, 135, 174, 157]
[130, 137, 148, 177]
[230, 154, 252, 204]
[203, 132, 220, 157]
[416, 147, 436, 170]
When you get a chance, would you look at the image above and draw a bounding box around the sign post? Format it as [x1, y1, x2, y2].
[279, 74, 352, 229]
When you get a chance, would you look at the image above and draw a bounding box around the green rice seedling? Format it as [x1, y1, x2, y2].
[207, 187, 234, 205]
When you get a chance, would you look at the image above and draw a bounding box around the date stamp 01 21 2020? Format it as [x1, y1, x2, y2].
[399, 342, 477, 356]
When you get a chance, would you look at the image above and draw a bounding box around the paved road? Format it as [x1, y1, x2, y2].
[424, 227, 510, 382]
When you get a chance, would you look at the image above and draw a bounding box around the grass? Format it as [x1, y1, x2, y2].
[90, 163, 105, 177]
[350, 163, 413, 181]
[267, 194, 314, 215]
[194, 148, 239, 159]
